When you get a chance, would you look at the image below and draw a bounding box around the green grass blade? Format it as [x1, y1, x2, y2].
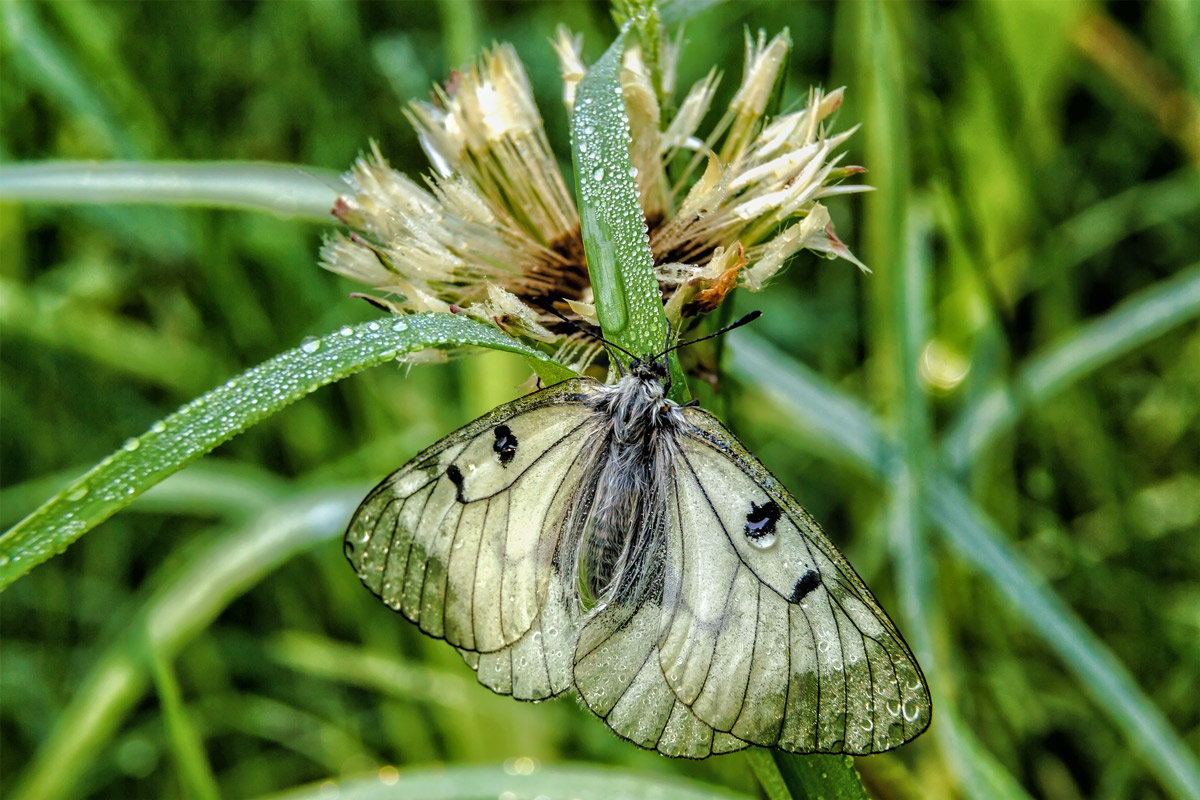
[571, 30, 672, 372]
[0, 161, 346, 222]
[935, 705, 1036, 800]
[888, 203, 936, 657]
[943, 262, 1200, 469]
[9, 488, 359, 800]
[435, 0, 480, 66]
[0, 314, 568, 589]
[1, 1, 142, 158]
[1014, 169, 1200, 291]
[266, 631, 482, 715]
[926, 476, 1200, 800]
[148, 648, 221, 800]
[1, 461, 286, 530]
[746, 749, 794, 800]
[252, 763, 754, 800]
[746, 749, 867, 800]
[194, 692, 374, 775]
[725, 333, 893, 472]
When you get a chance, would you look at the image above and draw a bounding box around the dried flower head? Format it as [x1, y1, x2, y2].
[321, 28, 868, 370]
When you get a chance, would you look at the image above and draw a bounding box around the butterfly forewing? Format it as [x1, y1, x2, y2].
[657, 407, 932, 753]
[345, 378, 596, 657]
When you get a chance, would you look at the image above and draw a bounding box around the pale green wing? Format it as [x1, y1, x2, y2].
[654, 407, 931, 754]
[572, 600, 750, 758]
[458, 568, 576, 700]
[345, 377, 600, 702]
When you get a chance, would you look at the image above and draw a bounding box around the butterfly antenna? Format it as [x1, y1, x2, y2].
[532, 298, 639, 372]
[662, 310, 762, 356]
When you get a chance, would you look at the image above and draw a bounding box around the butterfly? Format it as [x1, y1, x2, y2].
[344, 329, 931, 757]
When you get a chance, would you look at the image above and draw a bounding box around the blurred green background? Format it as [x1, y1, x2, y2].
[2, 1, 1198, 799]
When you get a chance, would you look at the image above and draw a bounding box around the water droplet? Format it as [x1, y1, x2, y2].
[392, 320, 408, 332]
[122, 438, 140, 452]
[151, 421, 166, 434]
[300, 336, 321, 354]
[747, 532, 777, 550]
[592, 167, 605, 181]
[67, 484, 89, 502]
[339, 325, 353, 337]
[628, 166, 638, 178]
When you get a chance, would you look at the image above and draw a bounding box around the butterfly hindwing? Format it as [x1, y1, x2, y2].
[652, 407, 932, 754]
[464, 567, 577, 700]
[345, 378, 596, 671]
[572, 598, 752, 757]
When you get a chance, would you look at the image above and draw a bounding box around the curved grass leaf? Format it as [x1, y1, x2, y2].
[727, 334, 892, 471]
[254, 763, 754, 800]
[148, 647, 221, 800]
[0, 313, 570, 590]
[2, 1, 145, 158]
[0, 160, 347, 222]
[1018, 169, 1200, 291]
[265, 630, 483, 715]
[942, 262, 1200, 469]
[934, 704, 1036, 800]
[8, 489, 361, 800]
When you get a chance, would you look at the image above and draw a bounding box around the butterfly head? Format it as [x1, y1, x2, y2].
[627, 356, 670, 384]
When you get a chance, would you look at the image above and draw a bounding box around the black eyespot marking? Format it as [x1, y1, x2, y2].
[744, 500, 780, 539]
[788, 570, 821, 604]
[492, 424, 518, 465]
[445, 464, 466, 503]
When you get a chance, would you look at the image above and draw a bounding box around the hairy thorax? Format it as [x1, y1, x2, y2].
[571, 368, 685, 609]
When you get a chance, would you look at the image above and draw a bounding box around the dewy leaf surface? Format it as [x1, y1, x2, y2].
[0, 314, 567, 589]
[571, 30, 670, 365]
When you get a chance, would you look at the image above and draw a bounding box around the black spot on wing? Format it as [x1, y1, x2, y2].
[445, 464, 466, 503]
[492, 424, 518, 465]
[788, 570, 821, 604]
[744, 500, 780, 540]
